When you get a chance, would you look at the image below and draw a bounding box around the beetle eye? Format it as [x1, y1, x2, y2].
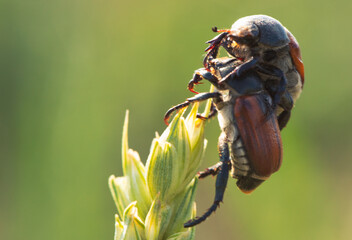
[263, 50, 277, 62]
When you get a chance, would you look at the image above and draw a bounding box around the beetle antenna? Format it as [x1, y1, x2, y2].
[212, 27, 231, 33]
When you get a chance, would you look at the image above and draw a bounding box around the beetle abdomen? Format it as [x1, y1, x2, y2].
[234, 93, 283, 178]
[230, 137, 266, 194]
[236, 176, 265, 194]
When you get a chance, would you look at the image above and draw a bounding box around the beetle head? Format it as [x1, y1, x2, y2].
[215, 15, 290, 61]
[214, 19, 260, 61]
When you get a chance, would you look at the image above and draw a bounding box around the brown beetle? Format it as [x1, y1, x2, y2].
[164, 66, 283, 227]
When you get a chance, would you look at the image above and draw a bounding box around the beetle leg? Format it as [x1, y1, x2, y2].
[203, 47, 220, 70]
[188, 68, 223, 94]
[203, 50, 217, 71]
[219, 56, 259, 84]
[197, 161, 223, 179]
[184, 133, 230, 227]
[164, 102, 189, 125]
[203, 32, 229, 70]
[196, 102, 218, 120]
[277, 110, 291, 130]
[279, 90, 294, 112]
[204, 32, 229, 52]
[234, 56, 259, 77]
[276, 91, 294, 129]
[188, 72, 204, 94]
[164, 92, 221, 125]
[256, 64, 288, 109]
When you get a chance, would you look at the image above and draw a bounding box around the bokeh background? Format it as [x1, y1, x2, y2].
[1, 0, 352, 239]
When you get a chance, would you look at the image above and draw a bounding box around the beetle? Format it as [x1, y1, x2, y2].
[184, 56, 294, 130]
[189, 15, 304, 129]
[164, 65, 283, 227]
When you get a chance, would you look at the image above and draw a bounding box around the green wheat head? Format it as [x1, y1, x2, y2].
[109, 97, 212, 240]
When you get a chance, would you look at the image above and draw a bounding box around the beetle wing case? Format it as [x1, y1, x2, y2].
[286, 29, 305, 86]
[234, 93, 283, 192]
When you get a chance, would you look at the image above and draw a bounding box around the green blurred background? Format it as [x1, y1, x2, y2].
[1, 0, 352, 239]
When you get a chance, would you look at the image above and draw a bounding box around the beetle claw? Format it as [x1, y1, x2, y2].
[188, 74, 203, 93]
[187, 82, 199, 94]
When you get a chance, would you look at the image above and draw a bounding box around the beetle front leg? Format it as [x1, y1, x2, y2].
[188, 72, 204, 94]
[219, 56, 259, 84]
[184, 133, 230, 227]
[164, 92, 221, 125]
[188, 69, 222, 94]
[203, 31, 229, 70]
